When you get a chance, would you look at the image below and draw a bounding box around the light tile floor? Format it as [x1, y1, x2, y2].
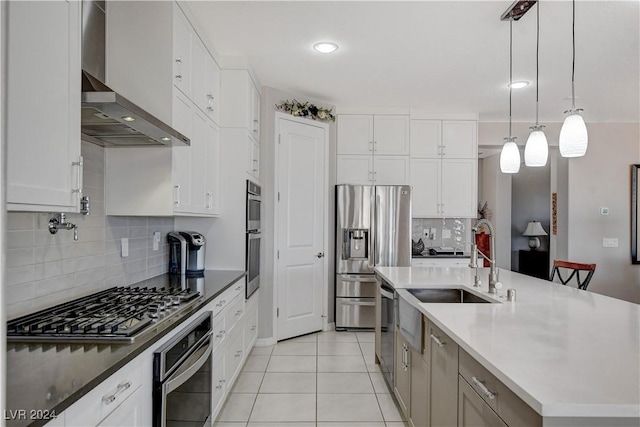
[214, 330, 408, 427]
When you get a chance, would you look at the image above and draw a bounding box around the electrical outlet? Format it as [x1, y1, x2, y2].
[121, 238, 129, 257]
[153, 231, 161, 251]
[423, 228, 430, 238]
[600, 207, 610, 215]
[603, 238, 618, 248]
[442, 229, 452, 239]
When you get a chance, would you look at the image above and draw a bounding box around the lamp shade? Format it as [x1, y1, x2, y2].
[500, 140, 521, 173]
[523, 221, 547, 236]
[559, 112, 588, 157]
[524, 129, 548, 167]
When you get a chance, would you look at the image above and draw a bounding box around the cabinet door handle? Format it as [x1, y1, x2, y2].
[471, 376, 496, 400]
[441, 144, 446, 156]
[430, 334, 445, 347]
[373, 140, 377, 152]
[102, 381, 132, 405]
[206, 192, 213, 209]
[174, 185, 181, 206]
[235, 309, 243, 317]
[369, 141, 373, 151]
[175, 57, 183, 81]
[251, 325, 256, 331]
[235, 285, 243, 292]
[72, 156, 83, 196]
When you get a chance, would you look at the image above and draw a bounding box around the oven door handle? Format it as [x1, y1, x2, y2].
[379, 288, 395, 300]
[164, 331, 214, 394]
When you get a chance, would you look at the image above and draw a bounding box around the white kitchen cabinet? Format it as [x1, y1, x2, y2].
[411, 119, 477, 159]
[106, 91, 219, 217]
[173, 7, 193, 100]
[6, 0, 82, 212]
[65, 355, 146, 427]
[221, 69, 261, 143]
[410, 151, 477, 217]
[244, 290, 260, 354]
[337, 155, 409, 185]
[410, 158, 440, 216]
[336, 114, 410, 185]
[337, 115, 409, 155]
[211, 349, 227, 418]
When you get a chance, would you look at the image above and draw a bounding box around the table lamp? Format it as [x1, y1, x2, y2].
[523, 221, 547, 250]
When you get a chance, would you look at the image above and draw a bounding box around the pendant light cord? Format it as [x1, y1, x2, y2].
[509, 19, 513, 137]
[535, 2, 540, 125]
[571, 0, 576, 109]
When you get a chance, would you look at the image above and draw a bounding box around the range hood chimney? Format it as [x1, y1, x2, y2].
[81, 1, 189, 147]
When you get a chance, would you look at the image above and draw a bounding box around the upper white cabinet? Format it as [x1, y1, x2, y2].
[6, 0, 82, 212]
[105, 2, 220, 216]
[337, 115, 409, 155]
[220, 70, 261, 143]
[411, 120, 476, 159]
[410, 119, 478, 217]
[336, 114, 410, 185]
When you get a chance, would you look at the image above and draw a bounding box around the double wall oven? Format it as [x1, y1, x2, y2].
[246, 180, 261, 299]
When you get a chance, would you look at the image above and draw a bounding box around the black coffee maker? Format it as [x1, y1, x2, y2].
[168, 231, 206, 276]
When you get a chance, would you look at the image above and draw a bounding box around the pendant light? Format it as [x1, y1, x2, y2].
[559, 0, 588, 158]
[524, 2, 548, 167]
[500, 19, 520, 174]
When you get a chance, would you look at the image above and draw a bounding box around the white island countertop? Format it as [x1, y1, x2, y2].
[375, 266, 640, 424]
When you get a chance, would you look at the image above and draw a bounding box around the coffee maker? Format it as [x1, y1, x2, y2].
[168, 231, 206, 276]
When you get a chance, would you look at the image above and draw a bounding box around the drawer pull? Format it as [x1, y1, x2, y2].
[430, 334, 445, 347]
[236, 310, 243, 317]
[235, 350, 242, 358]
[102, 381, 132, 405]
[251, 325, 256, 331]
[215, 330, 226, 339]
[216, 299, 226, 307]
[471, 376, 496, 400]
[235, 285, 243, 291]
[215, 384, 223, 390]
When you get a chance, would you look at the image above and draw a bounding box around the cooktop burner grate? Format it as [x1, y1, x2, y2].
[7, 286, 201, 344]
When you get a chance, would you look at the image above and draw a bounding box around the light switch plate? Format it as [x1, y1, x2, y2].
[600, 207, 609, 215]
[121, 238, 129, 257]
[603, 238, 618, 248]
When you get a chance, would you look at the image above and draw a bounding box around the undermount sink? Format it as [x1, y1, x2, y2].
[407, 288, 494, 304]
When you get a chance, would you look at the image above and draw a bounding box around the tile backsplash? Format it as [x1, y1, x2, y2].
[5, 142, 175, 319]
[412, 218, 472, 251]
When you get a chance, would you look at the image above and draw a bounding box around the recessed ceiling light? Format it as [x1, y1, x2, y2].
[161, 137, 171, 141]
[508, 81, 529, 89]
[122, 116, 135, 122]
[313, 42, 339, 54]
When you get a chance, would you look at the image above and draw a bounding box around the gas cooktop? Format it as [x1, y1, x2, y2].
[6, 286, 202, 344]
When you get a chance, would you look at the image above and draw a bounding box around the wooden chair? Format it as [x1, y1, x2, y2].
[549, 260, 596, 290]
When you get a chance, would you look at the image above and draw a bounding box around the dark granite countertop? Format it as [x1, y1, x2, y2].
[5, 270, 246, 427]
[412, 252, 470, 259]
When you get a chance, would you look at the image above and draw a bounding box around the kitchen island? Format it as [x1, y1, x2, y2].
[375, 266, 640, 426]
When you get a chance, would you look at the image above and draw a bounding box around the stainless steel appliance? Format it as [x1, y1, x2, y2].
[81, 1, 188, 147]
[153, 312, 213, 427]
[6, 286, 201, 343]
[378, 279, 396, 387]
[168, 231, 206, 276]
[246, 180, 261, 299]
[335, 185, 411, 329]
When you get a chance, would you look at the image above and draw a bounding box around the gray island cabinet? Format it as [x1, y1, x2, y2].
[375, 266, 640, 427]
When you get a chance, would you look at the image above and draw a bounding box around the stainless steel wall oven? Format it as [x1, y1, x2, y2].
[153, 312, 213, 427]
[246, 180, 261, 299]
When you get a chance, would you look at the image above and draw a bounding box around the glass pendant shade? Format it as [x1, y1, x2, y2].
[500, 139, 520, 173]
[524, 129, 548, 167]
[559, 112, 588, 157]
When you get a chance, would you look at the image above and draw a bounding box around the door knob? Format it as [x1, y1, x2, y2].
[316, 252, 325, 258]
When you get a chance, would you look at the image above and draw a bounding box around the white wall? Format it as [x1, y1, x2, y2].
[566, 123, 640, 303]
[479, 122, 640, 303]
[480, 153, 512, 269]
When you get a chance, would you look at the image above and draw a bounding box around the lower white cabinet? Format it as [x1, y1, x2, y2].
[248, 135, 260, 180]
[97, 386, 147, 427]
[212, 349, 227, 417]
[65, 354, 148, 427]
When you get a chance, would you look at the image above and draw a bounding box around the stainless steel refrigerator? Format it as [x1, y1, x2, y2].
[335, 185, 411, 330]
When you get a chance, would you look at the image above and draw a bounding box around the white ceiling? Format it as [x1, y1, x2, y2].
[189, 1, 640, 123]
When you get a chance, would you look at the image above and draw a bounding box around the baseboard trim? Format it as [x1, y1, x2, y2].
[255, 337, 277, 347]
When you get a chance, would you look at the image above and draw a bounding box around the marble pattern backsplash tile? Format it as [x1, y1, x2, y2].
[412, 218, 472, 251]
[5, 141, 175, 319]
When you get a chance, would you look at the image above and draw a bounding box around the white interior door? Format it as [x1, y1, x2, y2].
[276, 117, 327, 341]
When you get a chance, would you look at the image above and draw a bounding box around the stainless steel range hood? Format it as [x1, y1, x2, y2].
[81, 1, 188, 147]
